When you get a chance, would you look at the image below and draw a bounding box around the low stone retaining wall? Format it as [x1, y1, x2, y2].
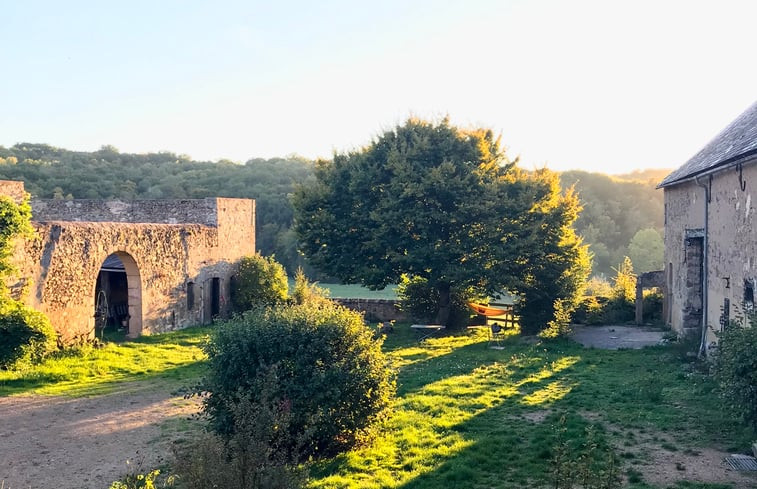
[333, 298, 407, 323]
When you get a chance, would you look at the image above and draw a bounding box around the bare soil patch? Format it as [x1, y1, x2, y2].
[637, 443, 757, 488]
[0, 383, 201, 489]
[580, 411, 757, 488]
[571, 324, 665, 350]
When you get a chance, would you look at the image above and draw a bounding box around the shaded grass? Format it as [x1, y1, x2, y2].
[309, 324, 753, 489]
[0, 326, 210, 396]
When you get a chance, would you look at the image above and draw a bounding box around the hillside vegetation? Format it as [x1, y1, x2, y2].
[0, 143, 667, 278]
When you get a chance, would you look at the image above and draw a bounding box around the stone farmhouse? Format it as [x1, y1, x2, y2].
[1, 180, 255, 343]
[659, 101, 757, 353]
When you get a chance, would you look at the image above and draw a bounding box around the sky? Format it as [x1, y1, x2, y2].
[1, 0, 755, 174]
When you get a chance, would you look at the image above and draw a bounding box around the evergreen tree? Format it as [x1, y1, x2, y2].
[293, 118, 589, 330]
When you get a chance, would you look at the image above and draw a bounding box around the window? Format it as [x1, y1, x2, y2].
[187, 282, 195, 311]
[745, 279, 754, 312]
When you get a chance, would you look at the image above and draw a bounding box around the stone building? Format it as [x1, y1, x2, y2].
[2, 180, 255, 343]
[659, 101, 757, 353]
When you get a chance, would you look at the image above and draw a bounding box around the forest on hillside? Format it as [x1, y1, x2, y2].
[0, 143, 666, 278]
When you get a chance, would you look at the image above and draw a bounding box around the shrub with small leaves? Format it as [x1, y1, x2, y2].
[714, 310, 757, 430]
[202, 301, 395, 458]
[290, 267, 330, 306]
[231, 255, 288, 312]
[0, 299, 57, 369]
[173, 369, 307, 489]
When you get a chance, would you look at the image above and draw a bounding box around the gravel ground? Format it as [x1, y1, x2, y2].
[0, 383, 201, 489]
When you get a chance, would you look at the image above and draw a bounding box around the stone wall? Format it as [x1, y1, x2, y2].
[3, 181, 256, 343]
[31, 198, 219, 225]
[0, 180, 27, 204]
[333, 298, 407, 323]
[664, 158, 757, 345]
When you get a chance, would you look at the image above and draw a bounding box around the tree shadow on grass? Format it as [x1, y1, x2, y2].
[311, 345, 587, 488]
[392, 334, 582, 397]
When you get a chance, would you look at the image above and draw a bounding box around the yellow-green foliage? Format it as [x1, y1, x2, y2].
[231, 255, 288, 311]
[291, 267, 330, 306]
[0, 299, 57, 369]
[0, 194, 56, 369]
[0, 194, 32, 279]
[611, 257, 636, 303]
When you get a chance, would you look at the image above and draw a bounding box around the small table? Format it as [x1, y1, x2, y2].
[410, 324, 446, 342]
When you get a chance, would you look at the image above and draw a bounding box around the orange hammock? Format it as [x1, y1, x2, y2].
[467, 302, 510, 317]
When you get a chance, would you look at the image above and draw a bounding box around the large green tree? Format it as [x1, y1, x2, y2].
[293, 118, 589, 329]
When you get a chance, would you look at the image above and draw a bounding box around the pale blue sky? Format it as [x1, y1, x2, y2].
[1, 0, 754, 173]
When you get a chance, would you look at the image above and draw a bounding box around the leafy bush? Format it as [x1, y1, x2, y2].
[397, 275, 474, 329]
[572, 295, 608, 325]
[641, 290, 663, 323]
[714, 312, 757, 430]
[202, 302, 395, 457]
[231, 255, 288, 312]
[290, 267, 330, 306]
[0, 300, 57, 369]
[540, 299, 574, 339]
[173, 370, 306, 489]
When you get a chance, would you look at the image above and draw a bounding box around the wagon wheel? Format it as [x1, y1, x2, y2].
[94, 290, 109, 339]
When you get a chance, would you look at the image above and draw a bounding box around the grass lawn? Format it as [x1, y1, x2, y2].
[309, 326, 754, 489]
[0, 327, 210, 397]
[287, 280, 398, 299]
[2, 323, 753, 488]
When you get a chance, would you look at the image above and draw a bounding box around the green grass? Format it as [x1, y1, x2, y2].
[1, 322, 751, 488]
[0, 326, 210, 397]
[288, 280, 398, 299]
[308, 325, 753, 489]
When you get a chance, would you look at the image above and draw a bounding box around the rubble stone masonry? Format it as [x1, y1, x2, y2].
[3, 180, 255, 343]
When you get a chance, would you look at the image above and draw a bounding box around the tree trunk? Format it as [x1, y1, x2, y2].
[435, 282, 451, 326]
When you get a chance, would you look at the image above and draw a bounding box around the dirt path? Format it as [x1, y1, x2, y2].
[0, 383, 201, 489]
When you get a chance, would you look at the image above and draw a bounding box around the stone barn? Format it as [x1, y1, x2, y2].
[2, 180, 255, 343]
[659, 101, 757, 353]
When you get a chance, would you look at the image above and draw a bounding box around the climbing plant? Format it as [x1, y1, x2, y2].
[0, 194, 56, 369]
[0, 194, 32, 282]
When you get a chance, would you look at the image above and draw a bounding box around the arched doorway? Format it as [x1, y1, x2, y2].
[94, 252, 143, 337]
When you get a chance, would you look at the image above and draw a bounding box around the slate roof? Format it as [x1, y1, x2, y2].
[659, 101, 757, 188]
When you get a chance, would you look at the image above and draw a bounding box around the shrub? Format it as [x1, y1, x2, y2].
[397, 275, 475, 329]
[572, 295, 607, 325]
[202, 302, 395, 457]
[231, 255, 288, 312]
[641, 290, 663, 323]
[290, 267, 330, 306]
[540, 299, 574, 339]
[173, 370, 306, 489]
[714, 312, 757, 430]
[0, 300, 57, 369]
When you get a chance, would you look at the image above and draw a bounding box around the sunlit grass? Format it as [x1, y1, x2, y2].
[1, 320, 751, 488]
[0, 327, 210, 396]
[310, 324, 754, 489]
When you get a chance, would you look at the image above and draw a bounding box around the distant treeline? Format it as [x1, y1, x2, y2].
[560, 170, 665, 277]
[0, 143, 666, 278]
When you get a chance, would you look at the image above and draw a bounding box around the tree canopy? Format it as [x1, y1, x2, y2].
[293, 119, 589, 329]
[560, 171, 665, 277]
[0, 143, 665, 281]
[0, 143, 315, 276]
